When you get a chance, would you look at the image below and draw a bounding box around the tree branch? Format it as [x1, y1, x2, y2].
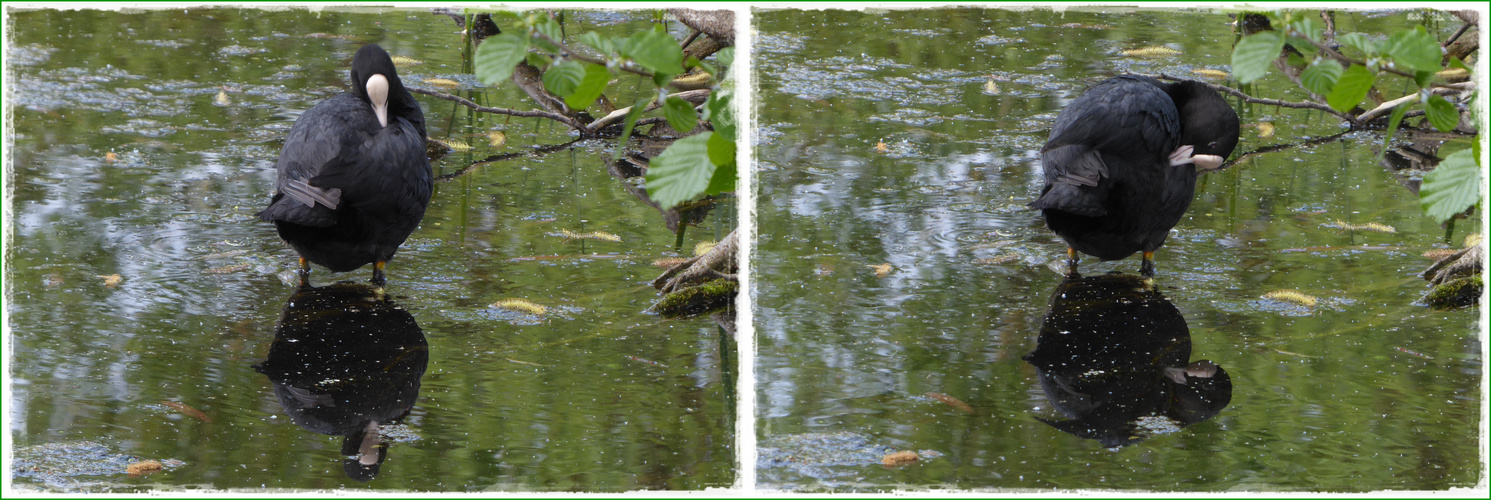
[409, 86, 587, 130]
[585, 89, 711, 132]
[1153, 73, 1358, 124]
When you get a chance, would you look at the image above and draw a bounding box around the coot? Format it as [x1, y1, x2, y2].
[258, 44, 432, 286]
[1030, 75, 1239, 276]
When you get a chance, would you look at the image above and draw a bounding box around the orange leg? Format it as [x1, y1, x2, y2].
[297, 257, 311, 287]
[1064, 247, 1080, 277]
[371, 261, 387, 288]
[1140, 251, 1156, 277]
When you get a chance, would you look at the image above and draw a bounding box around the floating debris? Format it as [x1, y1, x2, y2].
[624, 355, 670, 368]
[205, 263, 249, 275]
[882, 450, 919, 467]
[1322, 219, 1396, 233]
[875, 140, 889, 153]
[1394, 346, 1434, 360]
[509, 254, 623, 262]
[694, 240, 717, 257]
[1121, 46, 1181, 57]
[983, 76, 999, 95]
[214, 89, 230, 106]
[868, 263, 892, 278]
[125, 460, 163, 477]
[974, 254, 1021, 265]
[492, 298, 546, 316]
[925, 392, 973, 413]
[160, 400, 211, 422]
[1192, 68, 1231, 79]
[504, 357, 547, 367]
[389, 55, 423, 67]
[1059, 23, 1111, 29]
[104, 152, 118, 162]
[96, 274, 122, 288]
[424, 77, 460, 89]
[557, 229, 621, 242]
[486, 130, 506, 147]
[1263, 289, 1318, 307]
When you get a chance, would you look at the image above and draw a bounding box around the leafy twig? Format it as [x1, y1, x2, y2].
[586, 89, 712, 132]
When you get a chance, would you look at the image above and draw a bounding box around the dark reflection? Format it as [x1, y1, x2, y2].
[1023, 273, 1232, 448]
[253, 282, 428, 482]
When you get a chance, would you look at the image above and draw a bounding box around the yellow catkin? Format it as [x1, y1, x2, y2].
[1264, 290, 1318, 307]
[389, 55, 423, 66]
[492, 299, 546, 316]
[423, 78, 460, 89]
[694, 240, 717, 257]
[1191, 68, 1231, 79]
[1122, 46, 1181, 57]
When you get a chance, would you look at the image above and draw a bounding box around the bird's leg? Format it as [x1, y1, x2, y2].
[1065, 247, 1081, 277]
[1140, 251, 1156, 277]
[297, 257, 311, 287]
[370, 261, 387, 288]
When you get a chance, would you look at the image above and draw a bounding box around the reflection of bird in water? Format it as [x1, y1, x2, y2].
[1030, 75, 1239, 276]
[1023, 273, 1232, 448]
[254, 282, 428, 482]
[257, 44, 432, 288]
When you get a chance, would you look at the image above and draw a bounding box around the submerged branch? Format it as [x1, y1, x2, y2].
[434, 138, 588, 183]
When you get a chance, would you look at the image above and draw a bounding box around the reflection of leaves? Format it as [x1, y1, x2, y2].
[1420, 148, 1480, 223]
[474, 33, 530, 85]
[1232, 31, 1283, 83]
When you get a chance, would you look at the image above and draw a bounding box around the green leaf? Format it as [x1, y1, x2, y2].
[534, 17, 564, 51]
[474, 33, 530, 86]
[1420, 148, 1481, 222]
[1326, 64, 1375, 112]
[1287, 36, 1319, 57]
[663, 96, 698, 133]
[1232, 31, 1285, 84]
[1448, 56, 1471, 71]
[1288, 18, 1322, 44]
[705, 142, 737, 196]
[578, 32, 615, 55]
[1384, 26, 1443, 73]
[564, 63, 611, 110]
[645, 133, 717, 209]
[612, 97, 653, 161]
[1425, 94, 1459, 132]
[541, 60, 585, 98]
[1338, 33, 1377, 55]
[1300, 59, 1344, 96]
[706, 128, 736, 171]
[715, 47, 734, 70]
[622, 26, 683, 77]
[703, 88, 735, 140]
[525, 52, 552, 68]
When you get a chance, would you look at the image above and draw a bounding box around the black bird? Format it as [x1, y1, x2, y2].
[258, 44, 432, 287]
[1030, 75, 1239, 276]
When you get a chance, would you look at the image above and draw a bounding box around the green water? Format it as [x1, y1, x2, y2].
[753, 7, 1482, 491]
[5, 8, 735, 491]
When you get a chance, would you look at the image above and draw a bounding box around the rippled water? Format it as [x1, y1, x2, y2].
[6, 8, 734, 491]
[753, 7, 1482, 492]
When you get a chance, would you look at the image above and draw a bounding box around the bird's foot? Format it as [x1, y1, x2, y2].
[370, 261, 388, 289]
[1139, 252, 1156, 277]
[1168, 145, 1195, 167]
[297, 257, 312, 287]
[1064, 248, 1081, 277]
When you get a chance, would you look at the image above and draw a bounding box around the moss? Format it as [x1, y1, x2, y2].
[650, 279, 737, 319]
[1424, 275, 1483, 310]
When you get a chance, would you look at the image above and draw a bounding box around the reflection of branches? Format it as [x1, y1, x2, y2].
[411, 86, 712, 136]
[1215, 130, 1352, 170]
[434, 138, 587, 183]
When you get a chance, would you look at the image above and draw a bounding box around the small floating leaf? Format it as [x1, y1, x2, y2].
[925, 392, 973, 413]
[160, 400, 211, 422]
[215, 90, 230, 106]
[882, 451, 920, 467]
[97, 274, 122, 287]
[1121, 46, 1181, 57]
[1191, 68, 1231, 80]
[876, 140, 889, 153]
[1263, 289, 1318, 307]
[486, 130, 506, 147]
[1255, 122, 1276, 138]
[982, 76, 999, 94]
[126, 460, 164, 477]
[492, 298, 546, 316]
[868, 263, 892, 278]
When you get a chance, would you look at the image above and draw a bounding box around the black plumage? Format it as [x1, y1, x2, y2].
[258, 44, 432, 286]
[1030, 75, 1239, 276]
